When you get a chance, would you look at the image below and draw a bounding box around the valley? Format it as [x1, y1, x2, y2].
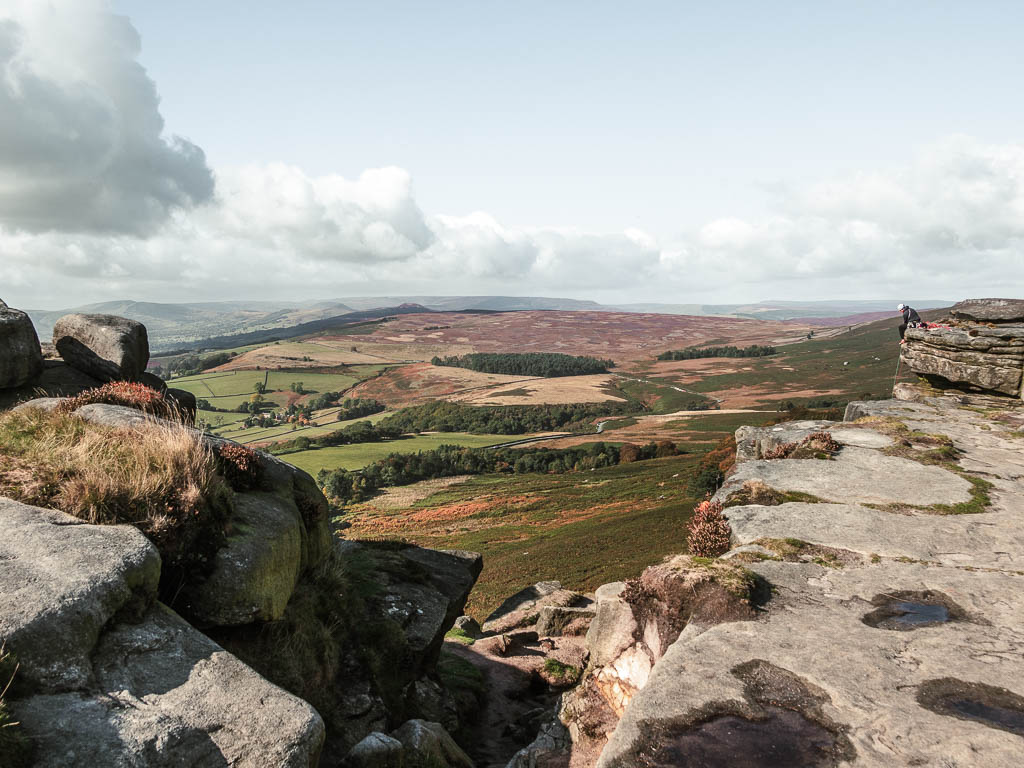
[150, 307, 913, 620]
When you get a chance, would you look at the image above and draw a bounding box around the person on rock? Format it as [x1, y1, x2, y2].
[897, 303, 923, 343]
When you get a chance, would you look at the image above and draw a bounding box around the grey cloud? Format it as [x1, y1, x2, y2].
[0, 7, 213, 235]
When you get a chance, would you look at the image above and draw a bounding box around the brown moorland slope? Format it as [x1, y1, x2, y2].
[334, 310, 812, 364]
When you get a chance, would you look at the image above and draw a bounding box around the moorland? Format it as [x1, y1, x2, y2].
[150, 305, 920, 616]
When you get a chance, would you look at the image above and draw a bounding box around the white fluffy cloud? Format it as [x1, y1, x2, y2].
[0, 0, 213, 234]
[0, 3, 1021, 308]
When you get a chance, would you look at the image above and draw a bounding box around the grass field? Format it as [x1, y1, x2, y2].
[342, 454, 702, 618]
[169, 366, 382, 435]
[280, 432, 515, 474]
[218, 409, 393, 445]
[628, 316, 913, 409]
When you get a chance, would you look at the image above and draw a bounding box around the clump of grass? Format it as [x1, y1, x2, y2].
[0, 645, 32, 768]
[686, 498, 731, 557]
[541, 658, 582, 687]
[931, 475, 994, 515]
[0, 406, 232, 598]
[444, 627, 476, 646]
[57, 381, 178, 420]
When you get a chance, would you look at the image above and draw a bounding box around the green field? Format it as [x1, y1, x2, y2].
[217, 409, 392, 445]
[281, 432, 515, 474]
[678, 318, 907, 405]
[345, 454, 702, 618]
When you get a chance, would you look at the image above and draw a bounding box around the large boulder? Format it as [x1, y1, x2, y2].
[0, 302, 43, 389]
[344, 732, 405, 768]
[14, 604, 325, 767]
[390, 720, 474, 768]
[341, 542, 483, 662]
[53, 313, 149, 382]
[182, 492, 304, 626]
[902, 299, 1024, 399]
[0, 497, 161, 691]
[482, 580, 591, 635]
[950, 297, 1024, 323]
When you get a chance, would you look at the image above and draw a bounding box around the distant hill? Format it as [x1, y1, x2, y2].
[28, 295, 954, 350]
[27, 300, 354, 350]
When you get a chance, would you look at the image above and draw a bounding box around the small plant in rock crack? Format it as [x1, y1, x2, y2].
[763, 442, 798, 459]
[687, 497, 732, 557]
[216, 443, 262, 492]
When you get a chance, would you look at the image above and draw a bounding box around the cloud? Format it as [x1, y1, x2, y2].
[0, 4, 1021, 307]
[0, 0, 213, 234]
[3, 135, 1024, 308]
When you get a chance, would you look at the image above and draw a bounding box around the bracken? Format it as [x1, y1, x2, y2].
[687, 498, 732, 557]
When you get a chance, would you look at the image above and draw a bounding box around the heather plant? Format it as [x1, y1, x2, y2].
[57, 381, 177, 420]
[686, 498, 732, 557]
[216, 443, 262, 492]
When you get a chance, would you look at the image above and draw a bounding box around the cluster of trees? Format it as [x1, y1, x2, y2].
[317, 440, 679, 504]
[377, 400, 635, 435]
[430, 352, 614, 377]
[269, 421, 403, 455]
[336, 398, 386, 421]
[657, 345, 776, 361]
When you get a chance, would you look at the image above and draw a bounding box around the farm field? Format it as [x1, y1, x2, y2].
[450, 373, 626, 406]
[535, 408, 776, 451]
[625, 315, 913, 408]
[218, 409, 392, 446]
[341, 454, 703, 619]
[280, 432, 517, 474]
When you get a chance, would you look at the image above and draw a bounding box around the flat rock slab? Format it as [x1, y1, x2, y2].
[720, 445, 972, 507]
[0, 497, 160, 691]
[737, 421, 894, 461]
[14, 603, 325, 767]
[951, 297, 1024, 323]
[53, 312, 149, 382]
[727, 502, 1023, 569]
[597, 561, 1024, 768]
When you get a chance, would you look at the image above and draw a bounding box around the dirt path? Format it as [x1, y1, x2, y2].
[447, 633, 584, 768]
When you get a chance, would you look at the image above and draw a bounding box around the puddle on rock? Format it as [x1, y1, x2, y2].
[918, 678, 1024, 737]
[639, 707, 847, 768]
[861, 590, 965, 631]
[624, 660, 855, 768]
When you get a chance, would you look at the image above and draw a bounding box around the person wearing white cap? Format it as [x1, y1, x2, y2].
[897, 303, 922, 343]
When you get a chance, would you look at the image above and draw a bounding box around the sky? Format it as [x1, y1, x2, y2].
[1, 0, 1022, 309]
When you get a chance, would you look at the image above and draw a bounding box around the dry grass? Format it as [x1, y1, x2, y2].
[0, 407, 230, 566]
[0, 644, 31, 767]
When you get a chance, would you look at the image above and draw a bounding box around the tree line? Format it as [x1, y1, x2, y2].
[657, 344, 776, 361]
[317, 440, 679, 504]
[430, 352, 614, 377]
[377, 400, 635, 435]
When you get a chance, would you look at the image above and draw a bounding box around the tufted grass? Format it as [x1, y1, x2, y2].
[0, 407, 233, 601]
[0, 645, 31, 768]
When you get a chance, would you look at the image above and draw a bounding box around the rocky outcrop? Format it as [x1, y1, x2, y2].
[0, 498, 161, 692]
[902, 298, 1024, 400]
[589, 397, 1024, 768]
[0, 498, 325, 766]
[53, 313, 150, 382]
[0, 302, 43, 389]
[559, 558, 761, 762]
[483, 581, 592, 635]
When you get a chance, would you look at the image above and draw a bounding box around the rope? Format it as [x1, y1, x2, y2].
[892, 352, 903, 396]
